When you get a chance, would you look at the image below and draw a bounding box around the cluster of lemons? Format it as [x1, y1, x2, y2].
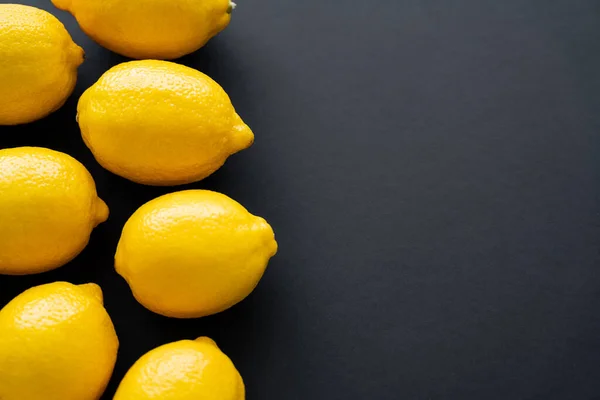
[0, 1, 276, 399]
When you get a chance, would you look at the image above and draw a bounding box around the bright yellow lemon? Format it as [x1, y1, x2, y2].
[114, 337, 244, 400]
[116, 190, 277, 318]
[52, 0, 235, 59]
[0, 4, 83, 125]
[0, 282, 119, 400]
[0, 147, 108, 275]
[77, 60, 254, 186]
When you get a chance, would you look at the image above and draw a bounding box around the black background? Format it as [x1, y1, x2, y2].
[1, 0, 600, 399]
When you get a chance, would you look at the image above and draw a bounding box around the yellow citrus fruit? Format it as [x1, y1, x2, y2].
[0, 147, 109, 275]
[0, 282, 119, 400]
[52, 0, 235, 59]
[114, 337, 244, 400]
[77, 60, 254, 186]
[0, 4, 83, 125]
[116, 190, 277, 318]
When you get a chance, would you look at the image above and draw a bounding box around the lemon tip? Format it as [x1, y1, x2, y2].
[51, 0, 72, 12]
[78, 283, 104, 304]
[195, 337, 217, 346]
[72, 45, 85, 67]
[269, 238, 279, 257]
[94, 197, 109, 226]
[230, 120, 254, 153]
[253, 217, 278, 257]
[227, 1, 236, 13]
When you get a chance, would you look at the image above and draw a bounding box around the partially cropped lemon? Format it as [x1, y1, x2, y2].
[0, 4, 83, 125]
[0, 147, 108, 275]
[52, 0, 235, 59]
[0, 282, 119, 400]
[114, 337, 244, 400]
[116, 190, 277, 318]
[77, 60, 254, 186]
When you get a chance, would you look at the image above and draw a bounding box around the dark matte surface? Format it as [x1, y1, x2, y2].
[1, 0, 600, 398]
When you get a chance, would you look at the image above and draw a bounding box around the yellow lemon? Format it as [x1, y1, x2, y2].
[77, 60, 254, 186]
[52, 0, 235, 59]
[116, 190, 277, 318]
[114, 337, 244, 400]
[0, 282, 119, 400]
[0, 4, 83, 125]
[0, 147, 108, 275]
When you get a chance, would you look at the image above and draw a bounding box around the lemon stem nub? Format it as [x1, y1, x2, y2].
[195, 337, 217, 346]
[78, 283, 104, 304]
[94, 198, 110, 226]
[228, 1, 236, 13]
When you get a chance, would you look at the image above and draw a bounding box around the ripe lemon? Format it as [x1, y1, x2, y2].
[0, 4, 83, 125]
[77, 60, 254, 186]
[0, 147, 109, 275]
[0, 282, 119, 400]
[115, 190, 277, 318]
[52, 0, 235, 59]
[114, 337, 244, 400]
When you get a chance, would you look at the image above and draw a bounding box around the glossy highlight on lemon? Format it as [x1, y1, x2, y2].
[52, 0, 234, 59]
[0, 4, 83, 125]
[114, 337, 244, 400]
[77, 60, 254, 186]
[0, 282, 119, 400]
[0, 147, 108, 275]
[116, 190, 277, 318]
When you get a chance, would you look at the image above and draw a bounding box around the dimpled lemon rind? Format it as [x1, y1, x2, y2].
[77, 60, 254, 186]
[0, 282, 119, 400]
[114, 338, 245, 400]
[52, 0, 233, 59]
[0, 147, 109, 275]
[115, 190, 277, 318]
[0, 4, 83, 125]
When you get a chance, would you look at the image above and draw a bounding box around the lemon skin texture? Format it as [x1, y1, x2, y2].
[0, 282, 119, 400]
[114, 337, 244, 400]
[52, 0, 232, 59]
[0, 147, 109, 275]
[115, 190, 278, 318]
[0, 4, 83, 125]
[77, 60, 254, 186]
